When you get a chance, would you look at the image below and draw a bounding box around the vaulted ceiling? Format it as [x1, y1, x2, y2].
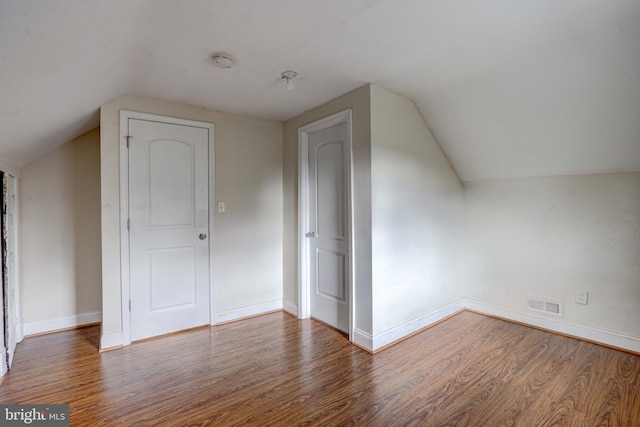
[1, 0, 639, 180]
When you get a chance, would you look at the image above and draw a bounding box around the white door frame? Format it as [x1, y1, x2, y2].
[298, 109, 354, 339]
[119, 111, 215, 346]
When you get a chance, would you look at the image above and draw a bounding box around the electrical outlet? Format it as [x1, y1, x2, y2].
[576, 290, 589, 305]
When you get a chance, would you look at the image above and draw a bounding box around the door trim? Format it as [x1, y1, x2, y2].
[298, 109, 354, 340]
[119, 111, 215, 346]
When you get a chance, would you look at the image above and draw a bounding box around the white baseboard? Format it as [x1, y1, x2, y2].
[353, 328, 373, 351]
[363, 299, 640, 354]
[371, 300, 466, 352]
[215, 300, 283, 324]
[23, 311, 101, 337]
[464, 299, 640, 354]
[283, 301, 298, 317]
[31, 300, 636, 355]
[99, 301, 285, 351]
[100, 331, 124, 351]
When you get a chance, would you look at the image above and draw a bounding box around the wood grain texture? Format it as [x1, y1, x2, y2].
[1, 311, 638, 426]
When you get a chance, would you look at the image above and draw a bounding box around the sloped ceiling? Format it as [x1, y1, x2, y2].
[1, 0, 639, 180]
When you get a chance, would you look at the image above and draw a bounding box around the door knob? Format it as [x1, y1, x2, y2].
[199, 233, 207, 240]
[306, 231, 316, 237]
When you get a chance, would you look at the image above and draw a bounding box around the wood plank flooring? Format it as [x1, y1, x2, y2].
[1, 311, 639, 426]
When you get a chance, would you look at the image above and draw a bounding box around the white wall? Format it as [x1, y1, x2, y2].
[100, 96, 282, 349]
[465, 173, 640, 340]
[20, 129, 102, 333]
[370, 86, 465, 343]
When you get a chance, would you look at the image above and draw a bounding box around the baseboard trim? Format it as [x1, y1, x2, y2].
[68, 300, 640, 355]
[370, 300, 467, 352]
[283, 301, 298, 317]
[362, 298, 640, 355]
[215, 300, 283, 325]
[464, 299, 640, 354]
[352, 328, 373, 352]
[24, 311, 102, 337]
[100, 331, 124, 352]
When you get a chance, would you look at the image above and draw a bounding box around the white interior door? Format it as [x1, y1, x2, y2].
[128, 119, 210, 341]
[307, 121, 350, 333]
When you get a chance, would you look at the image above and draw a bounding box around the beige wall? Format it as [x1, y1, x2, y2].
[100, 95, 283, 349]
[283, 85, 373, 336]
[465, 173, 640, 339]
[20, 128, 102, 327]
[370, 86, 465, 337]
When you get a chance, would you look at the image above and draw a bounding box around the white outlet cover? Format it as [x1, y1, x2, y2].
[576, 291, 589, 305]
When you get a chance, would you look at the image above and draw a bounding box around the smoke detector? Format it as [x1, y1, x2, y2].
[212, 53, 234, 69]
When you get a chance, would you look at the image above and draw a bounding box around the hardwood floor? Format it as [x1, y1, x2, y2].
[1, 311, 639, 426]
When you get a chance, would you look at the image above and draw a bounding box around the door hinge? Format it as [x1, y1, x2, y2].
[129, 300, 131, 311]
[127, 218, 130, 231]
[125, 135, 132, 148]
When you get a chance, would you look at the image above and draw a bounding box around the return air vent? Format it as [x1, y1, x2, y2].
[527, 297, 563, 317]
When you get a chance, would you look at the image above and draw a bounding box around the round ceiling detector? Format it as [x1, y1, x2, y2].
[212, 53, 234, 69]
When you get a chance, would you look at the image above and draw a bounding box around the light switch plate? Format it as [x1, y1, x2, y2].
[576, 290, 588, 305]
[217, 201, 226, 214]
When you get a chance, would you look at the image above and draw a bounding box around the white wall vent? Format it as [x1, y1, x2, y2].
[527, 297, 563, 317]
